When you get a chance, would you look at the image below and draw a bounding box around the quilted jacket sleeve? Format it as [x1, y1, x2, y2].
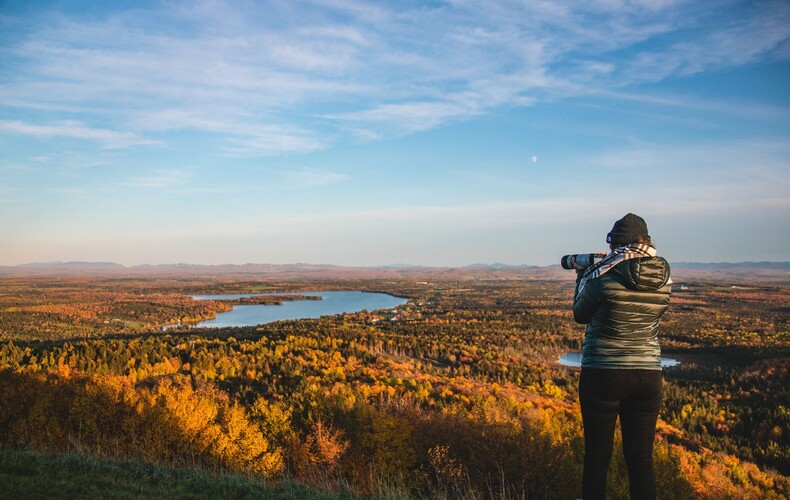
[573, 274, 600, 324]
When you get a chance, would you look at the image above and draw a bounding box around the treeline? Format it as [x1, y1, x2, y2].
[224, 295, 323, 305]
[0, 289, 231, 340]
[662, 347, 789, 473]
[0, 277, 366, 341]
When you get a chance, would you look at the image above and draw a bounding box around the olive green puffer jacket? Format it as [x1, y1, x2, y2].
[573, 256, 672, 370]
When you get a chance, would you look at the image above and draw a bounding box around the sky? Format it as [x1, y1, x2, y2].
[1, 0, 789, 267]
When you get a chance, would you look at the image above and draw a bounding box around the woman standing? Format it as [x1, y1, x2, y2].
[572, 213, 672, 499]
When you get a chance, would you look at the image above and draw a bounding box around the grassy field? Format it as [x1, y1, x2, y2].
[0, 448, 351, 500]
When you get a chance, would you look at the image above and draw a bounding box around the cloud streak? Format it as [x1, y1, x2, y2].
[127, 169, 192, 189]
[2, 1, 786, 154]
[0, 120, 155, 149]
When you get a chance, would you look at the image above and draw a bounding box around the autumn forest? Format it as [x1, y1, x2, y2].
[0, 268, 787, 499]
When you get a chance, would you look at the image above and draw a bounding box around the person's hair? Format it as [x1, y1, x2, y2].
[610, 235, 652, 250]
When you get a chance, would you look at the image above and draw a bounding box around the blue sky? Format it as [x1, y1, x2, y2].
[1, 0, 788, 267]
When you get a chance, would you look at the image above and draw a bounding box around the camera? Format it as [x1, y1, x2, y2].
[560, 253, 605, 270]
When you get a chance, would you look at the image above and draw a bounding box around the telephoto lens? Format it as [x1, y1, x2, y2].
[560, 253, 605, 270]
[560, 254, 577, 270]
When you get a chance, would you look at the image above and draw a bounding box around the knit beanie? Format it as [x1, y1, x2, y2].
[606, 213, 649, 245]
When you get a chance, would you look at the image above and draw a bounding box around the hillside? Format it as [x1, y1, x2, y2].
[0, 448, 346, 500]
[0, 275, 787, 498]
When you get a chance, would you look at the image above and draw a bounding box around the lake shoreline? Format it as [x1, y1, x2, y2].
[165, 290, 408, 330]
[557, 351, 680, 368]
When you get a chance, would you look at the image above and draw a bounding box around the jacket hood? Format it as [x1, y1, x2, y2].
[614, 256, 671, 291]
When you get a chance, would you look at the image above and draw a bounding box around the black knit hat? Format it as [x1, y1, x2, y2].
[607, 213, 649, 245]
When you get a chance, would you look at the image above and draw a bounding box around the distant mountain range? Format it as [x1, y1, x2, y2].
[3, 261, 535, 272]
[667, 261, 790, 284]
[463, 263, 537, 270]
[671, 261, 790, 270]
[1, 260, 788, 283]
[15, 261, 126, 270]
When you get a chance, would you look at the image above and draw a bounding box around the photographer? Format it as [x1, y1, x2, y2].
[571, 213, 671, 500]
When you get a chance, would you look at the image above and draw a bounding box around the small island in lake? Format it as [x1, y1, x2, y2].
[220, 294, 323, 306]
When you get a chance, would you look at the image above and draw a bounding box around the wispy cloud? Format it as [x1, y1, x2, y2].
[616, 8, 790, 84]
[329, 100, 479, 134]
[127, 169, 192, 189]
[587, 139, 790, 217]
[223, 125, 328, 156]
[3, 1, 785, 154]
[0, 120, 155, 149]
[283, 168, 348, 187]
[590, 139, 790, 173]
[161, 182, 789, 250]
[591, 90, 790, 122]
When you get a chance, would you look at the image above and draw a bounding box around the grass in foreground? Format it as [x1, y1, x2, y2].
[0, 448, 352, 500]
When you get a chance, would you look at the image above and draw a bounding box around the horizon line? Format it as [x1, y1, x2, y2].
[4, 260, 790, 269]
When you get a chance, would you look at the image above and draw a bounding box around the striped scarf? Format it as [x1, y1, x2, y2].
[577, 243, 657, 295]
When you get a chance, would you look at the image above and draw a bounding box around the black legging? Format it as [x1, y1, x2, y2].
[579, 368, 663, 500]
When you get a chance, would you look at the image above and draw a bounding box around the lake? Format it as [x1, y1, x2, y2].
[185, 291, 408, 328]
[558, 352, 680, 368]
